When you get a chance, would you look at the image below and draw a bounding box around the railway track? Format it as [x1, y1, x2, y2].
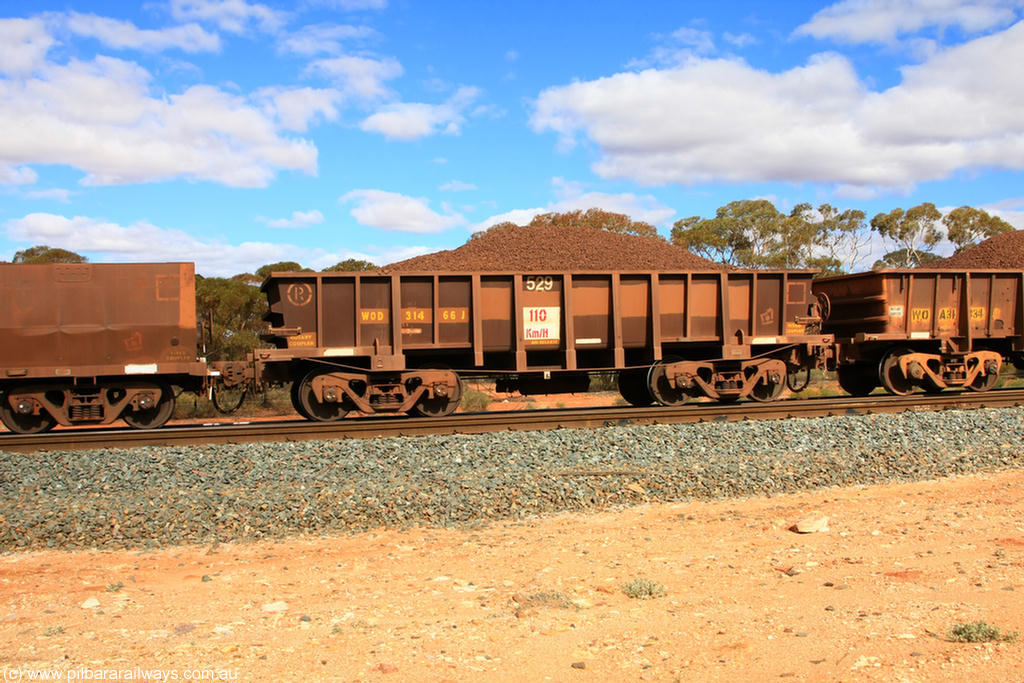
[2, 388, 1023, 454]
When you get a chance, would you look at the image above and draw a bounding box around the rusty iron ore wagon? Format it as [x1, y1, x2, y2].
[0, 262, 208, 433]
[257, 269, 833, 420]
[813, 269, 1024, 396]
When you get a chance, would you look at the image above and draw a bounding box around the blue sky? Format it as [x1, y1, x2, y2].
[2, 0, 1023, 276]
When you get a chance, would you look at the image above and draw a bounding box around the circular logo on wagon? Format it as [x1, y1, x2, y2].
[286, 282, 313, 307]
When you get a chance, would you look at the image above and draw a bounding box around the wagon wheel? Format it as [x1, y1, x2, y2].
[878, 348, 915, 396]
[122, 383, 176, 429]
[290, 380, 312, 419]
[617, 368, 653, 407]
[647, 361, 689, 406]
[968, 361, 1000, 392]
[836, 364, 877, 396]
[749, 366, 787, 402]
[0, 393, 57, 434]
[409, 369, 463, 418]
[295, 370, 349, 422]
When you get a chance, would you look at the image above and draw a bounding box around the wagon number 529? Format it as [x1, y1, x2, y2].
[525, 276, 555, 291]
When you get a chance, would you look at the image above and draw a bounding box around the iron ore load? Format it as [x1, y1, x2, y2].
[258, 269, 833, 420]
[0, 262, 208, 433]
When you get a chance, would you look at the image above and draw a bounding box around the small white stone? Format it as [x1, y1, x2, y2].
[261, 600, 289, 613]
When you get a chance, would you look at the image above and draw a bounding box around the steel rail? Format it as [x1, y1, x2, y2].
[2, 388, 1023, 454]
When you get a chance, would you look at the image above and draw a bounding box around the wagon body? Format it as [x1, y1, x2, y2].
[261, 270, 827, 370]
[813, 269, 1024, 394]
[260, 269, 831, 416]
[0, 263, 207, 432]
[0, 262, 205, 379]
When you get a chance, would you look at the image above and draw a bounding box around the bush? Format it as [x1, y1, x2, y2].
[460, 389, 492, 412]
[948, 621, 1018, 643]
[622, 578, 666, 599]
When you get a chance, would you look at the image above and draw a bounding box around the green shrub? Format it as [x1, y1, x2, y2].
[460, 389, 492, 412]
[622, 578, 666, 600]
[948, 621, 1018, 643]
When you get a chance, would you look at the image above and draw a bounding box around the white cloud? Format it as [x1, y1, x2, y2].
[64, 12, 221, 53]
[474, 177, 676, 231]
[670, 26, 715, 53]
[439, 180, 477, 192]
[261, 209, 325, 228]
[795, 0, 1023, 44]
[0, 18, 54, 75]
[5, 212, 336, 277]
[0, 46, 320, 187]
[474, 207, 547, 231]
[255, 86, 342, 131]
[982, 197, 1024, 229]
[0, 164, 38, 185]
[340, 189, 465, 233]
[169, 0, 286, 34]
[531, 22, 1024, 192]
[279, 23, 377, 56]
[360, 86, 481, 141]
[305, 55, 403, 99]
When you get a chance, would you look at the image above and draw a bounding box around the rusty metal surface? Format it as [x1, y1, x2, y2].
[261, 270, 829, 375]
[0, 262, 202, 380]
[3, 388, 1023, 454]
[814, 269, 1024, 344]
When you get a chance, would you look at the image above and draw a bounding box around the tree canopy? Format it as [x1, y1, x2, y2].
[869, 203, 943, 268]
[11, 245, 88, 264]
[671, 200, 869, 274]
[195, 275, 266, 361]
[472, 209, 660, 241]
[942, 206, 1014, 254]
[325, 258, 377, 271]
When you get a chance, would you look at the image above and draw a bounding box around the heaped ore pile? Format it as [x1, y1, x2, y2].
[931, 229, 1024, 269]
[381, 224, 729, 272]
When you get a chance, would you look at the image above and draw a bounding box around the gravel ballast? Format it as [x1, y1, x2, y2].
[2, 408, 1022, 551]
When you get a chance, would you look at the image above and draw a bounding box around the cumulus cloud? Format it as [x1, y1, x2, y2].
[360, 86, 481, 141]
[4, 212, 335, 277]
[0, 34, 322, 187]
[305, 54, 403, 100]
[474, 177, 676, 231]
[531, 21, 1024, 192]
[0, 17, 55, 75]
[64, 12, 221, 52]
[340, 189, 465, 233]
[261, 209, 325, 228]
[169, 0, 286, 34]
[795, 0, 1023, 44]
